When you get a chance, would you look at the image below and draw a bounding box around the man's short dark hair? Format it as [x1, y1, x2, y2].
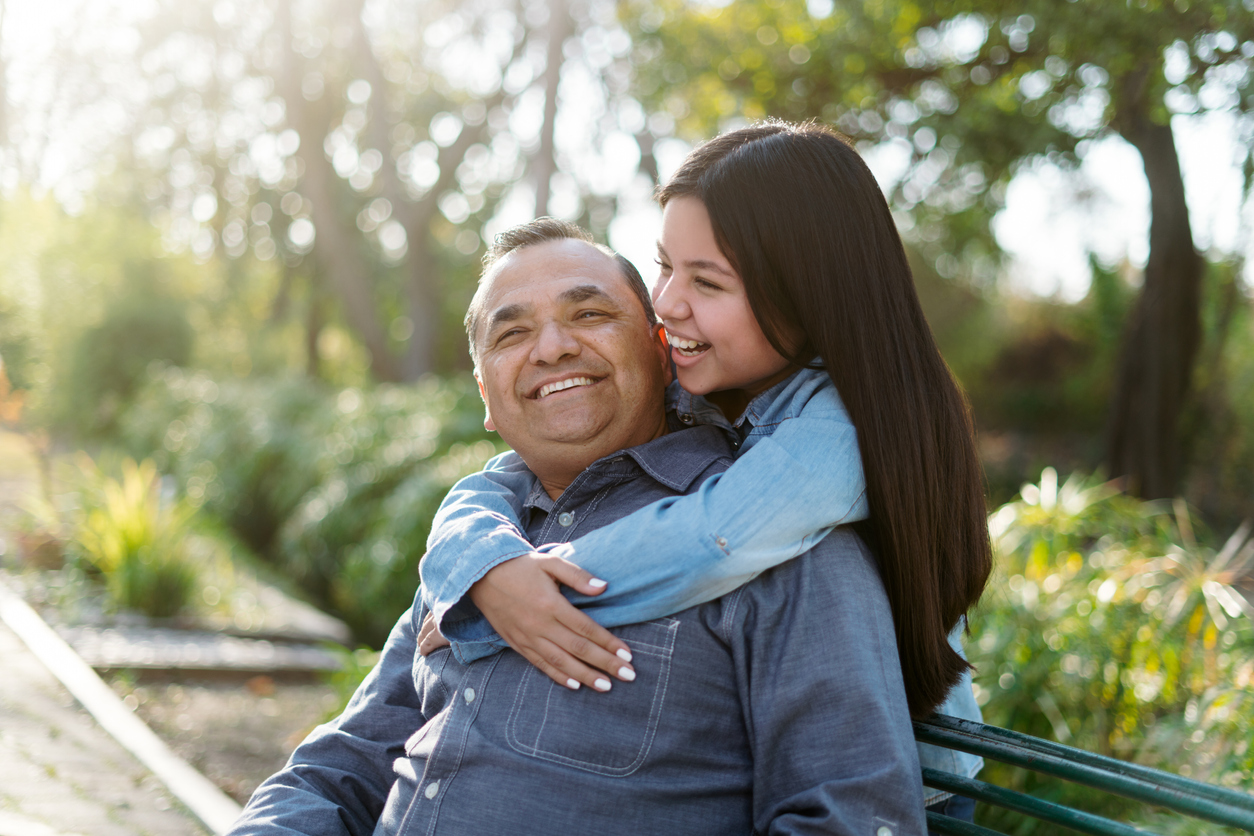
[465, 218, 655, 368]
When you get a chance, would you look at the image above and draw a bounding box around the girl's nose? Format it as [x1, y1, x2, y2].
[652, 277, 690, 322]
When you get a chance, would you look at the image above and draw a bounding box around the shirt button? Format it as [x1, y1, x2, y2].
[679, 413, 693, 424]
[715, 536, 728, 548]
[731, 439, 740, 450]
[464, 687, 475, 703]
[876, 828, 893, 836]
[425, 780, 440, 799]
[558, 512, 574, 527]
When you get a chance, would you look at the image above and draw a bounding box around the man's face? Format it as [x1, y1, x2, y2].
[474, 239, 671, 493]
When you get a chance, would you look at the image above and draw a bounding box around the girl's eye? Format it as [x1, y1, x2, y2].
[654, 258, 672, 274]
[695, 277, 722, 291]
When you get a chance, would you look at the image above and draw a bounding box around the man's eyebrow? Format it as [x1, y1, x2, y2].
[486, 302, 529, 335]
[558, 284, 616, 305]
[656, 242, 734, 277]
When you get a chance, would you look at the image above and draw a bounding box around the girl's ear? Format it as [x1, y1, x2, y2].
[654, 324, 674, 386]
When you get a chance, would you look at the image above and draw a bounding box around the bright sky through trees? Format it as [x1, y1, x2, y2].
[4, 0, 1250, 302]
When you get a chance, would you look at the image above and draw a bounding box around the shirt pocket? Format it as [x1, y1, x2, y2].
[504, 617, 679, 777]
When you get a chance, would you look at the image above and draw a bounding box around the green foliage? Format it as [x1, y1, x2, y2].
[70, 456, 200, 619]
[120, 368, 331, 554]
[623, 0, 1253, 277]
[0, 293, 35, 392]
[321, 644, 383, 722]
[59, 292, 194, 438]
[118, 367, 504, 645]
[973, 469, 1254, 832]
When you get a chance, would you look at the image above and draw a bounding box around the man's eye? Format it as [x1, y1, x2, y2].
[577, 310, 607, 320]
[496, 328, 524, 343]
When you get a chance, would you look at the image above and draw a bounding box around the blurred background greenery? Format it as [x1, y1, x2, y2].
[0, 0, 1252, 827]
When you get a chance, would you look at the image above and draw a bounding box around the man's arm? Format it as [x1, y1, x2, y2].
[227, 608, 427, 836]
[729, 529, 926, 836]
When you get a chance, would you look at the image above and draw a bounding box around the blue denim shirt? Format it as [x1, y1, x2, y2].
[229, 426, 926, 836]
[419, 368, 983, 799]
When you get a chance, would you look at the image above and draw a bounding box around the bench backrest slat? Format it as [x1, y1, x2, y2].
[917, 715, 1254, 833]
[924, 767, 1151, 836]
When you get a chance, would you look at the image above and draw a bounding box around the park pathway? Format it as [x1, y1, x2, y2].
[0, 613, 207, 836]
[0, 429, 209, 835]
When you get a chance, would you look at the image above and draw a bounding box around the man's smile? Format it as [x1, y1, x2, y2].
[532, 375, 603, 399]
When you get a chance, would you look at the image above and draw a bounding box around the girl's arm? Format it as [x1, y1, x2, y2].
[419, 452, 630, 686]
[550, 380, 865, 622]
[420, 379, 866, 690]
[420, 451, 537, 633]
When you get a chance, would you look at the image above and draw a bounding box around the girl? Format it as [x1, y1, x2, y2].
[419, 122, 991, 815]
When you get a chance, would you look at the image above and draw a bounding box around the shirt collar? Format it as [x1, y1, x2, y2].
[667, 366, 819, 431]
[520, 423, 733, 513]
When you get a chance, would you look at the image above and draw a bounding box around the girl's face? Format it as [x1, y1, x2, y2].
[653, 196, 794, 398]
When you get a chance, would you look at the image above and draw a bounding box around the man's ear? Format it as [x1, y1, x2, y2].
[654, 323, 673, 387]
[476, 374, 497, 432]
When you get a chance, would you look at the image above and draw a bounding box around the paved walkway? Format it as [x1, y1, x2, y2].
[0, 615, 207, 836]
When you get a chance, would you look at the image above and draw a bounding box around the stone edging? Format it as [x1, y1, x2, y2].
[0, 579, 243, 835]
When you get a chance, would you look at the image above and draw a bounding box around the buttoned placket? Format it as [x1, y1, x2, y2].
[533, 460, 632, 545]
[403, 654, 502, 833]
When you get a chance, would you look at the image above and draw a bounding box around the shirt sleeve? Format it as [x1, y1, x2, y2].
[226, 609, 427, 836]
[729, 530, 926, 836]
[424, 385, 868, 663]
[418, 452, 536, 660]
[547, 382, 866, 626]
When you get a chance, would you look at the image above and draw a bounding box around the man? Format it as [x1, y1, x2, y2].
[228, 219, 926, 836]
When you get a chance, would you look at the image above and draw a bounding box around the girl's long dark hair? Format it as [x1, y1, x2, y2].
[660, 122, 992, 717]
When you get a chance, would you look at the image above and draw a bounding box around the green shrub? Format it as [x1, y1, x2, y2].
[120, 368, 331, 554]
[118, 368, 503, 644]
[972, 469, 1254, 834]
[70, 456, 200, 618]
[275, 382, 504, 645]
[59, 296, 194, 437]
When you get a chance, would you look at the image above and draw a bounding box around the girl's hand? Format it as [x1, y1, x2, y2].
[468, 554, 635, 692]
[418, 612, 451, 655]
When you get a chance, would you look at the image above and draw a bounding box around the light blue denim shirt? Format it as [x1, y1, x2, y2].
[419, 367, 983, 798]
[229, 426, 926, 836]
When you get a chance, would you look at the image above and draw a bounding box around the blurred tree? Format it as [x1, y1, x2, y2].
[622, 0, 1254, 499]
[121, 0, 634, 381]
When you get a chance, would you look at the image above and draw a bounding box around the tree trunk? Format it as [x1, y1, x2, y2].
[532, 0, 570, 217]
[277, 0, 402, 382]
[1106, 76, 1203, 498]
[306, 276, 324, 379]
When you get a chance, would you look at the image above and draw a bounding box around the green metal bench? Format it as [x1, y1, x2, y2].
[916, 714, 1254, 835]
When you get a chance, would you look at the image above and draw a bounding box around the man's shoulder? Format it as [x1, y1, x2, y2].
[730, 526, 885, 617]
[607, 424, 735, 495]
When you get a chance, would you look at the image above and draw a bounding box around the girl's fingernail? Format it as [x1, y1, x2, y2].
[594, 678, 612, 692]
[566, 678, 581, 690]
[616, 648, 632, 662]
[619, 667, 635, 681]
[589, 578, 607, 588]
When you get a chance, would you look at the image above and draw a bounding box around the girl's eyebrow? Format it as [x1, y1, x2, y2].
[656, 242, 735, 277]
[684, 259, 734, 277]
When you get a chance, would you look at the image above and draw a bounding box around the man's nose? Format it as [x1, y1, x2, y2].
[530, 320, 581, 365]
